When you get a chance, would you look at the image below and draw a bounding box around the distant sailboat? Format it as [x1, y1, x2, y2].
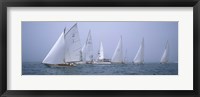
[97, 42, 104, 61]
[81, 44, 86, 61]
[81, 30, 94, 64]
[124, 49, 128, 64]
[111, 36, 123, 64]
[77, 43, 86, 64]
[94, 42, 111, 64]
[133, 38, 144, 64]
[160, 41, 169, 64]
[42, 23, 82, 66]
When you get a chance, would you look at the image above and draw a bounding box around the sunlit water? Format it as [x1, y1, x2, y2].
[22, 62, 178, 75]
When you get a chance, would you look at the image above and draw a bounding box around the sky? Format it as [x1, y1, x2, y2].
[22, 21, 178, 62]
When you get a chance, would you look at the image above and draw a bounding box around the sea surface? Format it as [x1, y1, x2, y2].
[22, 62, 178, 75]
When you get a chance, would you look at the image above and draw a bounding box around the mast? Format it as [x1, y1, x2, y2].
[133, 38, 144, 64]
[160, 41, 169, 64]
[111, 36, 123, 63]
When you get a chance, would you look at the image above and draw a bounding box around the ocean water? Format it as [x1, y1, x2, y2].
[22, 62, 178, 75]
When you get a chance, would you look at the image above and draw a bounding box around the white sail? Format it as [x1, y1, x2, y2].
[111, 36, 123, 63]
[97, 42, 104, 61]
[84, 31, 93, 62]
[133, 38, 144, 64]
[160, 41, 169, 64]
[42, 32, 65, 64]
[124, 49, 128, 63]
[81, 44, 86, 61]
[64, 23, 82, 62]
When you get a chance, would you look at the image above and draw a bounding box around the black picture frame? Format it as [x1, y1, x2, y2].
[0, 0, 199, 97]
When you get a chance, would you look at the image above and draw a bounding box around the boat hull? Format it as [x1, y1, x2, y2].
[75, 61, 95, 64]
[160, 62, 168, 64]
[111, 62, 124, 64]
[133, 62, 144, 65]
[93, 62, 111, 64]
[45, 63, 76, 67]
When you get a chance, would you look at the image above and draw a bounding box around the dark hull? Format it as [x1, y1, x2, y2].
[45, 63, 76, 67]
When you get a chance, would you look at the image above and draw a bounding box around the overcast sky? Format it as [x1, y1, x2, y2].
[22, 21, 178, 62]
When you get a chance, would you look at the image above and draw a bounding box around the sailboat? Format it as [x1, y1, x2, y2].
[160, 41, 169, 64]
[97, 42, 104, 61]
[42, 23, 82, 67]
[94, 42, 111, 64]
[124, 49, 128, 64]
[133, 38, 144, 64]
[81, 30, 94, 64]
[111, 36, 123, 64]
[76, 44, 86, 64]
[80, 44, 86, 61]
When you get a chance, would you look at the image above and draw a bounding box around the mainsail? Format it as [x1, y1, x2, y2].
[82, 30, 93, 62]
[97, 42, 104, 61]
[133, 38, 144, 64]
[160, 41, 169, 64]
[42, 23, 82, 64]
[64, 23, 82, 62]
[111, 36, 123, 63]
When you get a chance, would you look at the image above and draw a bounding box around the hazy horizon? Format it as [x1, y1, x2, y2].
[22, 21, 178, 63]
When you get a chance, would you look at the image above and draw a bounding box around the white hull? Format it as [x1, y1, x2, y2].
[76, 61, 95, 64]
[93, 61, 111, 64]
[75, 61, 86, 64]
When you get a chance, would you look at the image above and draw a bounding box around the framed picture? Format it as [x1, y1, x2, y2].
[0, 0, 199, 97]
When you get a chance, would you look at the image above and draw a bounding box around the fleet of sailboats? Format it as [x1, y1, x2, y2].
[43, 23, 171, 67]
